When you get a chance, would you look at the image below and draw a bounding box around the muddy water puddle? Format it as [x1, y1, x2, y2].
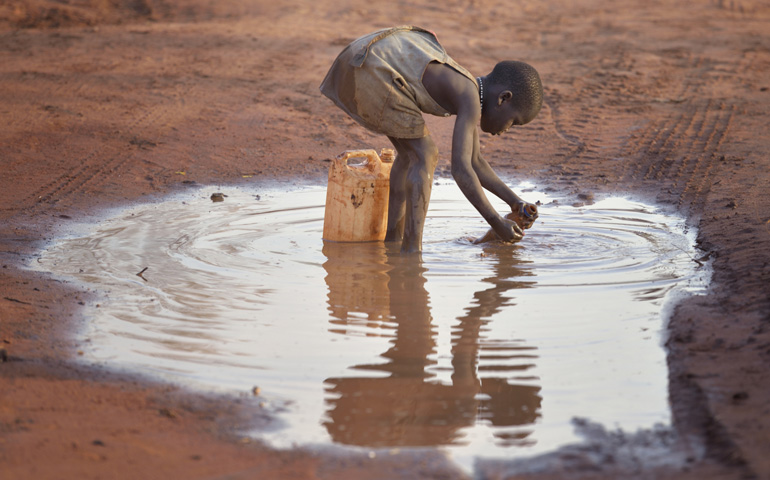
[35, 182, 709, 464]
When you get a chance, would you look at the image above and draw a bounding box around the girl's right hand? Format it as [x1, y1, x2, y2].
[492, 215, 525, 243]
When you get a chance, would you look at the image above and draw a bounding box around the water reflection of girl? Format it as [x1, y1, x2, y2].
[321, 242, 541, 448]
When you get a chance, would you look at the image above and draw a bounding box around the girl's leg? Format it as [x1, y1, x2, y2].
[389, 135, 439, 253]
[385, 136, 408, 243]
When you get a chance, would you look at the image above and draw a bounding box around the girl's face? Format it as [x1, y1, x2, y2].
[480, 92, 529, 135]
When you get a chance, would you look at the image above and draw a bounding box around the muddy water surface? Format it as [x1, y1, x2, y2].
[35, 182, 709, 464]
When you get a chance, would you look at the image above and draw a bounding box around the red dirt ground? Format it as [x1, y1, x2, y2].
[1, 1, 769, 478]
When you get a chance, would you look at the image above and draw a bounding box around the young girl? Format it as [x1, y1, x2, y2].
[321, 26, 542, 253]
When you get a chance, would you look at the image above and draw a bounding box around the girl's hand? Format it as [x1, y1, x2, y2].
[492, 215, 525, 243]
[506, 202, 539, 230]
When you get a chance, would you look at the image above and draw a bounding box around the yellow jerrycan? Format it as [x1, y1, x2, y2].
[323, 149, 394, 242]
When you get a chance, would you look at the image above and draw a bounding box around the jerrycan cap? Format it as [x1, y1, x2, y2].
[379, 148, 395, 163]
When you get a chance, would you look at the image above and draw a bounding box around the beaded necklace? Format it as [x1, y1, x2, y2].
[476, 77, 484, 108]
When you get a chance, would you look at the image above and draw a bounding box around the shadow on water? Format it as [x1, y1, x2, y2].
[322, 242, 540, 448]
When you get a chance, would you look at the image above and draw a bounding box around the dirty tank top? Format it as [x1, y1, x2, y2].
[320, 26, 478, 139]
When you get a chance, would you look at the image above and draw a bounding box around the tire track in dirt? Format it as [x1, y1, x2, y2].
[0, 72, 97, 215]
[539, 73, 635, 190]
[539, 42, 738, 216]
[678, 102, 735, 208]
[618, 44, 739, 214]
[22, 90, 181, 211]
[621, 99, 735, 211]
[1, 70, 96, 137]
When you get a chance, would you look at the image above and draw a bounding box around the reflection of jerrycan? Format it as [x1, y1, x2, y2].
[322, 241, 391, 322]
[323, 149, 394, 242]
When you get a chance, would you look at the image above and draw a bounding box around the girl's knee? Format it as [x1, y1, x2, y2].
[392, 135, 438, 173]
[425, 145, 439, 170]
[421, 137, 439, 164]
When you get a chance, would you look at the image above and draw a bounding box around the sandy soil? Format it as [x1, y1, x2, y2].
[1, 0, 769, 478]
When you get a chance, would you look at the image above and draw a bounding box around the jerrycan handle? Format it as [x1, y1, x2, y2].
[335, 149, 381, 173]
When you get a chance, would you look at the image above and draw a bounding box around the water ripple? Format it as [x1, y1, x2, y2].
[35, 183, 709, 462]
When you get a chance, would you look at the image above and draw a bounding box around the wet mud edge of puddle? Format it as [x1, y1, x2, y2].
[31, 181, 711, 466]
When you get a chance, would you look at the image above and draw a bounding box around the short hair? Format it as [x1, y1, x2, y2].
[488, 61, 543, 124]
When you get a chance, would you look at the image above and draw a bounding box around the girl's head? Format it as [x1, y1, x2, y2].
[480, 61, 543, 135]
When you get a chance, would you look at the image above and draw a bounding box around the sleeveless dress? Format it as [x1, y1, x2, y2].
[320, 26, 477, 139]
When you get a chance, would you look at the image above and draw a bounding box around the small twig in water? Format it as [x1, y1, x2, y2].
[692, 251, 713, 267]
[136, 267, 149, 282]
[670, 243, 712, 267]
[4, 297, 31, 305]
